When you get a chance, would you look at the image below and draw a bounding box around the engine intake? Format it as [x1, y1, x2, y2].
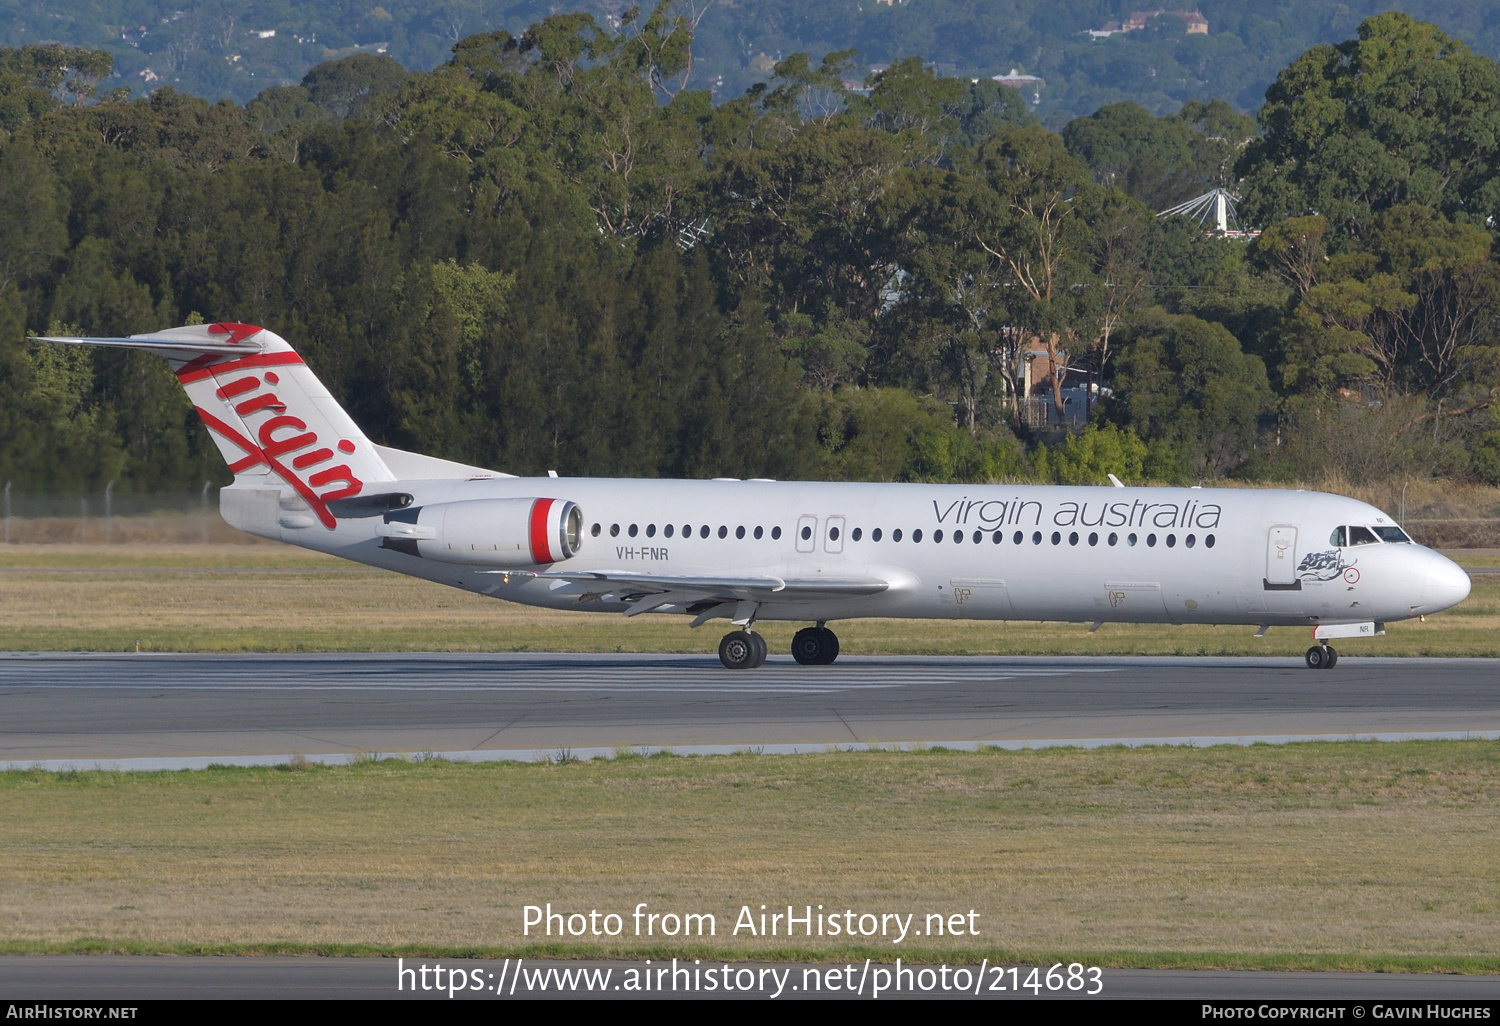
[377, 497, 582, 566]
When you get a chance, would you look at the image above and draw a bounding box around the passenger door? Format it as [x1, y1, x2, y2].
[1266, 526, 1298, 588]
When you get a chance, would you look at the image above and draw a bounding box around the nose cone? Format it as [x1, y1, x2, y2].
[1422, 555, 1471, 613]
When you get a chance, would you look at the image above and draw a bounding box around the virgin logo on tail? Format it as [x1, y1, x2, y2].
[179, 352, 363, 530]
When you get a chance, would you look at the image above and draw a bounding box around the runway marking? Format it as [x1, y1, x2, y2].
[1, 683, 900, 695]
[0, 664, 1116, 695]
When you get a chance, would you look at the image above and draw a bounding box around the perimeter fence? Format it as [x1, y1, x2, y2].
[0, 484, 258, 545]
[1, 482, 1497, 547]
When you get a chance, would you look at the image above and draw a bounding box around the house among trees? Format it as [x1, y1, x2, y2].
[1088, 9, 1208, 39]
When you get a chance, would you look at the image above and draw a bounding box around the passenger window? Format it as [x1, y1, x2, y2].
[700, 525, 710, 539]
[754, 526, 764, 539]
[610, 524, 620, 537]
[1329, 526, 1347, 547]
[1127, 533, 1137, 546]
[1014, 531, 1023, 544]
[1032, 531, 1042, 544]
[1147, 533, 1157, 547]
[1185, 534, 1195, 548]
[664, 524, 674, 538]
[629, 524, 638, 537]
[872, 528, 883, 541]
[893, 529, 903, 542]
[646, 524, 656, 538]
[852, 527, 862, 541]
[1206, 534, 1215, 548]
[800, 525, 812, 541]
[1051, 531, 1061, 545]
[1108, 532, 1118, 546]
[591, 523, 601, 537]
[1348, 526, 1379, 545]
[992, 531, 1002, 544]
[736, 526, 746, 539]
[771, 526, 782, 540]
[718, 525, 728, 539]
[913, 529, 923, 542]
[1089, 532, 1098, 546]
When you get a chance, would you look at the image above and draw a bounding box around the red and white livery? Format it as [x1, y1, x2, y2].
[38, 323, 1471, 669]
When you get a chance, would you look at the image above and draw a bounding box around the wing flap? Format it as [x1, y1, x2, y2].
[532, 570, 890, 601]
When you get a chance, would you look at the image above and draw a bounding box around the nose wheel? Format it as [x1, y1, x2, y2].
[1305, 644, 1338, 669]
[719, 630, 767, 669]
[791, 626, 840, 665]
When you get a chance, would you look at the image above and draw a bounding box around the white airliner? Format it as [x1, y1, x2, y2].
[39, 324, 1471, 669]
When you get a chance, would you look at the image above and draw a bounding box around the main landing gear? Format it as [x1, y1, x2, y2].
[791, 625, 839, 666]
[719, 630, 768, 669]
[716, 624, 841, 668]
[1305, 644, 1339, 669]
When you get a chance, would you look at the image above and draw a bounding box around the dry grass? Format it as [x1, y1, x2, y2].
[0, 743, 1497, 962]
[0, 543, 1494, 656]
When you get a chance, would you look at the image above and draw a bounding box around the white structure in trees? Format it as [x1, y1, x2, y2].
[1156, 188, 1259, 238]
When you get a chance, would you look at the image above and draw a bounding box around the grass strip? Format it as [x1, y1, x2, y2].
[0, 545, 1496, 656]
[0, 939, 1495, 974]
[2, 742, 1498, 961]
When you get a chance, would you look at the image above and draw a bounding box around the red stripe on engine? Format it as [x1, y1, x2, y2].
[177, 351, 304, 384]
[529, 498, 555, 564]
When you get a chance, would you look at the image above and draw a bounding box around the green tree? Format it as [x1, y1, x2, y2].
[1063, 100, 1249, 211]
[1238, 12, 1500, 238]
[1107, 309, 1275, 477]
[300, 54, 410, 119]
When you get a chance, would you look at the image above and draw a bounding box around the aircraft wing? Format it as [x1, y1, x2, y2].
[484, 569, 890, 619]
[541, 570, 888, 598]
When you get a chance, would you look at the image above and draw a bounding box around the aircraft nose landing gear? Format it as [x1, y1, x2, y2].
[1305, 644, 1338, 669]
[719, 630, 767, 669]
[791, 625, 840, 665]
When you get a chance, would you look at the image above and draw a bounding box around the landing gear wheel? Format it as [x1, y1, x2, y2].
[817, 627, 840, 665]
[791, 626, 840, 665]
[1305, 645, 1329, 669]
[1323, 645, 1338, 668]
[748, 631, 768, 668]
[791, 627, 823, 665]
[720, 631, 758, 670]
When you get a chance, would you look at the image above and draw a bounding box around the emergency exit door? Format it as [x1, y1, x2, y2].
[795, 515, 818, 553]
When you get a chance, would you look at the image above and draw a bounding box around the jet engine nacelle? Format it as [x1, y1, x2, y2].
[377, 497, 583, 566]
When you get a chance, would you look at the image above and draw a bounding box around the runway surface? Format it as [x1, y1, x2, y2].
[1, 653, 1497, 765]
[3, 956, 1499, 1000]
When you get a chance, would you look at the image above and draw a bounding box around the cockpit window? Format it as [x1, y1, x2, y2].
[1347, 525, 1380, 545]
[1372, 525, 1411, 543]
[1329, 526, 1346, 547]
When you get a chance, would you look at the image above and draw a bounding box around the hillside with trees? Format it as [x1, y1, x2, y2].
[4, 0, 1499, 123]
[0, 9, 1496, 501]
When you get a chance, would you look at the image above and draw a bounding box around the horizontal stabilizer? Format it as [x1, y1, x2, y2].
[32, 323, 270, 363]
